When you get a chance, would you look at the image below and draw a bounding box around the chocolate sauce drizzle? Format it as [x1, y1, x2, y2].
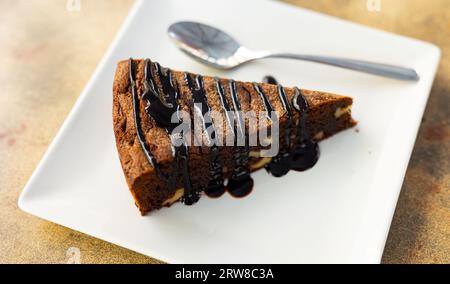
[130, 58, 199, 205]
[213, 78, 252, 197]
[130, 60, 319, 206]
[185, 74, 225, 198]
[224, 80, 254, 198]
[254, 83, 275, 120]
[129, 59, 158, 170]
[262, 75, 319, 176]
[290, 88, 320, 171]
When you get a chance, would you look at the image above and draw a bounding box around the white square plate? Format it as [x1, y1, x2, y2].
[19, 0, 440, 263]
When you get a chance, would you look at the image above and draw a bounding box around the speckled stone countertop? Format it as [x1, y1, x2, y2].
[0, 0, 448, 264]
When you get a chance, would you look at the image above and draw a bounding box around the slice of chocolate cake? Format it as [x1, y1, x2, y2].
[113, 58, 356, 215]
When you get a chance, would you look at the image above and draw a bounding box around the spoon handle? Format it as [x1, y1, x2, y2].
[265, 53, 419, 81]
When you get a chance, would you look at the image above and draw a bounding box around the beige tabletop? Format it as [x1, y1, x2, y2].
[0, 0, 448, 264]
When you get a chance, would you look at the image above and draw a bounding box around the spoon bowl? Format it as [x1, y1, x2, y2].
[168, 21, 246, 69]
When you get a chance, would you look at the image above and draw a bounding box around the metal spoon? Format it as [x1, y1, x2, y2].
[168, 21, 419, 81]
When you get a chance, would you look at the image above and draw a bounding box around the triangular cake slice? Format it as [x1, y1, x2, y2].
[113, 59, 356, 215]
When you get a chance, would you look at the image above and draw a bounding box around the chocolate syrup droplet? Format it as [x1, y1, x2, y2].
[290, 140, 319, 171]
[205, 183, 226, 198]
[182, 191, 201, 205]
[263, 75, 278, 85]
[227, 174, 254, 198]
[265, 152, 291, 177]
